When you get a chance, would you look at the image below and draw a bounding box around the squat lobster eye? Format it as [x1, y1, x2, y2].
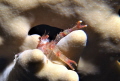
[37, 20, 87, 70]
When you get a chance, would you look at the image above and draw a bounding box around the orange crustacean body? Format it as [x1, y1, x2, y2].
[37, 21, 87, 70]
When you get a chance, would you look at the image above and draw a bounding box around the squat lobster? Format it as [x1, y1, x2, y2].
[37, 21, 87, 70]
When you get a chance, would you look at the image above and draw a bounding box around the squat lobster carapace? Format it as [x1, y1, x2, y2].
[37, 21, 87, 70]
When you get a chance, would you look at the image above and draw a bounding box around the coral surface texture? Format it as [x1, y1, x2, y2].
[0, 0, 120, 81]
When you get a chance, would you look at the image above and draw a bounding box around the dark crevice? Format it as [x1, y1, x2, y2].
[28, 24, 63, 40]
[118, 9, 120, 16]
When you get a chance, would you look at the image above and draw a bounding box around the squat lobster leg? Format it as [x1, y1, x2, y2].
[55, 21, 87, 42]
[52, 45, 77, 70]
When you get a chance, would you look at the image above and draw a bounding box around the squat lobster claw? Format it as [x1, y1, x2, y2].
[37, 21, 87, 70]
